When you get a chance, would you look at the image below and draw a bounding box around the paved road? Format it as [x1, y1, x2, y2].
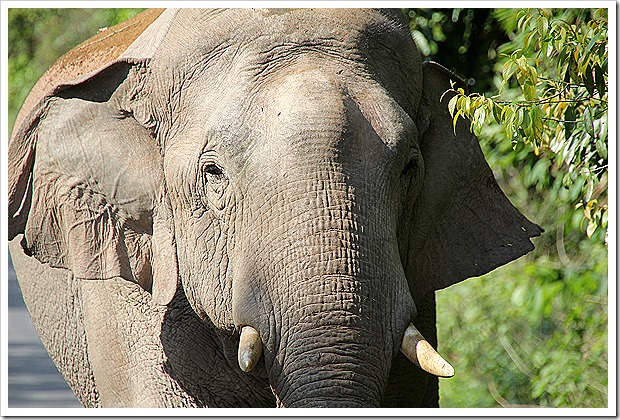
[7, 254, 82, 408]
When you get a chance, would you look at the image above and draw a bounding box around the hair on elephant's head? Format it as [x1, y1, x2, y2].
[8, 9, 542, 407]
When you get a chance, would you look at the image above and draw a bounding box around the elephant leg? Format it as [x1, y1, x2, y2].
[382, 292, 439, 407]
[82, 277, 275, 407]
[9, 239, 100, 407]
[80, 278, 201, 407]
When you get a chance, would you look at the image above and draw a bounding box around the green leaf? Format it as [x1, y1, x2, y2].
[578, 49, 592, 76]
[584, 177, 595, 202]
[503, 107, 515, 139]
[522, 81, 537, 101]
[463, 96, 471, 115]
[565, 105, 576, 140]
[516, 107, 525, 128]
[598, 113, 608, 144]
[536, 15, 549, 39]
[584, 106, 596, 139]
[554, 35, 564, 55]
[492, 103, 503, 124]
[595, 138, 607, 160]
[452, 108, 463, 135]
[568, 55, 580, 83]
[594, 64, 606, 96]
[524, 30, 534, 50]
[560, 25, 567, 45]
[521, 109, 531, 140]
[448, 94, 458, 117]
[585, 31, 602, 56]
[530, 105, 543, 141]
[473, 107, 486, 135]
[587, 219, 598, 238]
[517, 11, 530, 30]
[529, 65, 538, 85]
[583, 65, 595, 96]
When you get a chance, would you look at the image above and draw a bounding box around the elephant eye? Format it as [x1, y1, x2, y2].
[196, 158, 229, 212]
[203, 163, 226, 183]
[401, 156, 419, 178]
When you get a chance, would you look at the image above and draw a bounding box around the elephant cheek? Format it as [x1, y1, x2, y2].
[176, 215, 235, 330]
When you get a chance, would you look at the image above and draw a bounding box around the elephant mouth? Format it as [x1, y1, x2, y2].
[230, 266, 453, 407]
[236, 323, 454, 378]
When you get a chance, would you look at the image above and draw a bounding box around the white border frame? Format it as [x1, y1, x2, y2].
[1, 1, 615, 417]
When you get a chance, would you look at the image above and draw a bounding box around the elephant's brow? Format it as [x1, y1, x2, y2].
[181, 41, 235, 80]
[250, 39, 361, 76]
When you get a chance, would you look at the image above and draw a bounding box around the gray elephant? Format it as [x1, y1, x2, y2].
[8, 9, 542, 408]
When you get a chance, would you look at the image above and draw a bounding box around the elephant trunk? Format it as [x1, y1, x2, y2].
[270, 303, 389, 407]
[260, 268, 410, 408]
[230, 182, 417, 405]
[228, 92, 418, 405]
[274, 344, 384, 407]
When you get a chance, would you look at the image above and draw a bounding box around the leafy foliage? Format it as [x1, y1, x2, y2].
[404, 8, 511, 92]
[408, 8, 609, 408]
[443, 9, 608, 240]
[437, 247, 607, 407]
[8, 8, 145, 135]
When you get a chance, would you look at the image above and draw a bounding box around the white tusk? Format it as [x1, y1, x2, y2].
[238, 326, 262, 373]
[400, 323, 455, 378]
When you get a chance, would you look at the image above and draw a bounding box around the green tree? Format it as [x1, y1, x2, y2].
[8, 8, 145, 135]
[408, 8, 608, 408]
[445, 8, 608, 241]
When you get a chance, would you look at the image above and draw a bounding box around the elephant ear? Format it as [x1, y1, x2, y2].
[405, 61, 543, 302]
[8, 9, 180, 305]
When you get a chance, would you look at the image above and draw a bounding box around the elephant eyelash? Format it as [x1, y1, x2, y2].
[196, 150, 228, 185]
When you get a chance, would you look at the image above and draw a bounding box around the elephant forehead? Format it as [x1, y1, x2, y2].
[165, 8, 408, 49]
[152, 9, 419, 92]
[252, 67, 416, 155]
[164, 59, 417, 185]
[153, 8, 422, 174]
[184, 77, 414, 203]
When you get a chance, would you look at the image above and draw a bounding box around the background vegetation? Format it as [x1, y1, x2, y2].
[8, 8, 609, 408]
[405, 8, 609, 407]
[8, 9, 145, 135]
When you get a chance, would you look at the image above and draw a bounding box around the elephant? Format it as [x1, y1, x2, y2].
[8, 8, 542, 408]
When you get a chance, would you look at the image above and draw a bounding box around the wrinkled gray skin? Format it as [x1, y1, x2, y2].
[8, 9, 542, 407]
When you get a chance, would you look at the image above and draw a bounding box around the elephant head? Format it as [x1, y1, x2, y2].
[8, 9, 541, 407]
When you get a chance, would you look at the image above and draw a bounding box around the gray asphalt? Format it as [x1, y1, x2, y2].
[7, 253, 82, 408]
